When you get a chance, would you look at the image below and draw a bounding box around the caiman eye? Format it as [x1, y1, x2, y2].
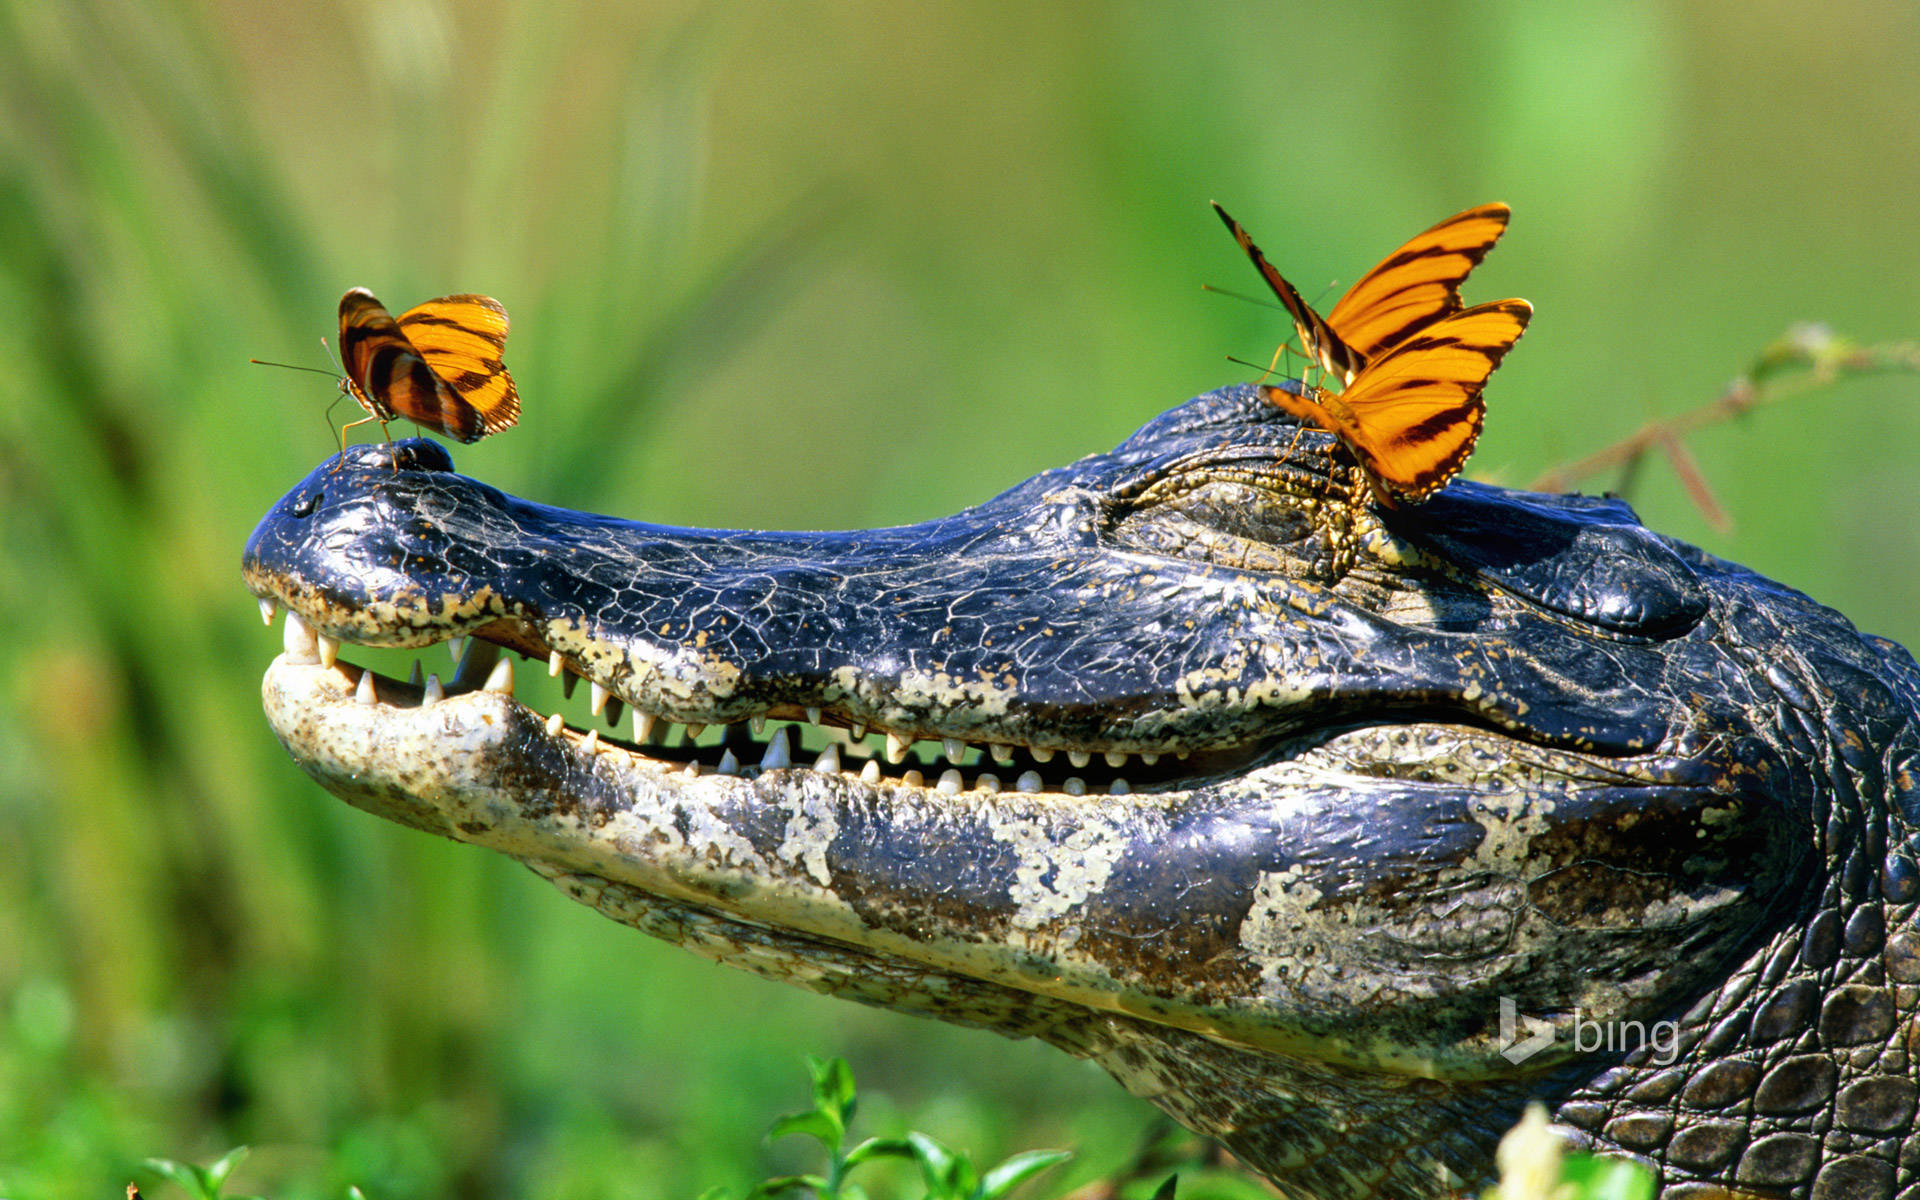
[1106, 478, 1343, 579]
[290, 490, 319, 518]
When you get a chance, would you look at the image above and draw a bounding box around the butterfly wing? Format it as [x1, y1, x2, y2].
[337, 288, 483, 441]
[396, 294, 520, 440]
[1325, 203, 1511, 372]
[1262, 298, 1531, 504]
[1212, 203, 1364, 384]
[337, 288, 416, 425]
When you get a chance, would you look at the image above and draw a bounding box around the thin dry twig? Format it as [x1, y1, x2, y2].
[1527, 326, 1920, 530]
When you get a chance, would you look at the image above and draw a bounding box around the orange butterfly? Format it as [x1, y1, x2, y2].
[1259, 298, 1532, 506]
[1212, 201, 1510, 386]
[336, 288, 520, 445]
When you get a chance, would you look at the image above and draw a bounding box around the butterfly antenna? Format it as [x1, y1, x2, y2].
[1200, 282, 1287, 312]
[1225, 353, 1285, 386]
[318, 335, 346, 375]
[249, 358, 338, 376]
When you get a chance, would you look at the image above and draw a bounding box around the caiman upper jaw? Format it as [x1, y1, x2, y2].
[260, 602, 1209, 797]
[243, 416, 1695, 778]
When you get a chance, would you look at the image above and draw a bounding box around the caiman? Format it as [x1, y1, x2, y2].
[242, 384, 1920, 1200]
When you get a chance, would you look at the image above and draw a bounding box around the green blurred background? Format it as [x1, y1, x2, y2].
[3, 2, 1918, 1196]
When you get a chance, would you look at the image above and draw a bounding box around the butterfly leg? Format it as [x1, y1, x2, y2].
[336, 412, 391, 456]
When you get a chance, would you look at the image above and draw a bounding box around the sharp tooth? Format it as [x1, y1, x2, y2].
[813, 743, 841, 774]
[1104, 750, 1127, 768]
[590, 681, 610, 716]
[562, 672, 579, 699]
[937, 769, 963, 794]
[1016, 770, 1043, 793]
[976, 772, 1002, 793]
[605, 698, 624, 728]
[990, 744, 1013, 764]
[1030, 747, 1055, 763]
[1140, 752, 1160, 766]
[901, 769, 924, 787]
[1109, 779, 1131, 795]
[750, 715, 767, 736]
[760, 727, 792, 769]
[942, 737, 966, 763]
[805, 706, 821, 726]
[423, 674, 444, 703]
[859, 759, 882, 783]
[283, 612, 318, 663]
[546, 712, 565, 736]
[684, 723, 707, 740]
[1176, 749, 1189, 760]
[683, 760, 701, 777]
[1068, 750, 1091, 769]
[317, 633, 340, 670]
[454, 639, 500, 688]
[885, 731, 912, 763]
[1063, 776, 1087, 796]
[354, 669, 377, 704]
[850, 722, 868, 740]
[549, 650, 565, 677]
[448, 636, 467, 665]
[581, 729, 599, 754]
[483, 657, 514, 694]
[258, 597, 278, 626]
[635, 711, 656, 742]
[408, 660, 423, 687]
[717, 748, 740, 775]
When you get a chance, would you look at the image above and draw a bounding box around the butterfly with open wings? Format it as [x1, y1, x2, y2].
[1213, 204, 1530, 506]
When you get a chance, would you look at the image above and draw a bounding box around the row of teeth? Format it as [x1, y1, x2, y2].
[269, 603, 1157, 796]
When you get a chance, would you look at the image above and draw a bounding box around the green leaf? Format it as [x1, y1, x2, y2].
[899, 1132, 976, 1199]
[807, 1055, 858, 1123]
[201, 1147, 250, 1193]
[1148, 1176, 1179, 1200]
[975, 1149, 1071, 1200]
[842, 1137, 919, 1169]
[904, 1131, 956, 1186]
[746, 1173, 830, 1200]
[768, 1109, 844, 1149]
[1559, 1154, 1656, 1200]
[694, 1188, 734, 1200]
[140, 1158, 216, 1200]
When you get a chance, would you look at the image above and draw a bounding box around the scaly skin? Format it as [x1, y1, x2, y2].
[243, 385, 1920, 1200]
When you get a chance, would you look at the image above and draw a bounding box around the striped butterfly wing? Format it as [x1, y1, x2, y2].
[1324, 203, 1511, 374]
[396, 294, 519, 439]
[1261, 299, 1531, 505]
[336, 288, 518, 444]
[1212, 203, 1365, 385]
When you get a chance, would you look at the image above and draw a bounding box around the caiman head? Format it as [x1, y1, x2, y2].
[242, 385, 1920, 1200]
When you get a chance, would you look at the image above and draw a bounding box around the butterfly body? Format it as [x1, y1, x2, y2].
[1214, 205, 1529, 505]
[1260, 299, 1531, 506]
[337, 288, 519, 444]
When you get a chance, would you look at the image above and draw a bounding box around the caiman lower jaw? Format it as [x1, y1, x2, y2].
[263, 608, 1262, 798]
